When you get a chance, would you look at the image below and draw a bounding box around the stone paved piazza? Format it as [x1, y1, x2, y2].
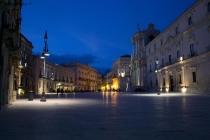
[0, 92, 210, 140]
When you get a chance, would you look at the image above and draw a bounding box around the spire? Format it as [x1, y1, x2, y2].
[44, 30, 48, 40]
[43, 30, 49, 54]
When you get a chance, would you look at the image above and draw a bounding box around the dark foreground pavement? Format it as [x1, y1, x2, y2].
[0, 92, 210, 140]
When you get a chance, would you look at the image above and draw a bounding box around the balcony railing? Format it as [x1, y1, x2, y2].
[187, 51, 197, 58]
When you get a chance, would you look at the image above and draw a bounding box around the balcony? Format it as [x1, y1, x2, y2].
[165, 61, 172, 66]
[187, 51, 197, 58]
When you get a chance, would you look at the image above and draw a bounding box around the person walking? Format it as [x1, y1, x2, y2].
[57, 88, 60, 96]
[61, 88, 64, 95]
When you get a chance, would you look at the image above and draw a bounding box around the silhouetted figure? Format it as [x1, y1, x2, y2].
[57, 88, 60, 96]
[61, 88, 64, 94]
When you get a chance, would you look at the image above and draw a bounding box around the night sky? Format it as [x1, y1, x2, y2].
[21, 0, 196, 74]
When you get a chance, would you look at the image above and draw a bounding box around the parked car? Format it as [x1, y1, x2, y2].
[135, 88, 146, 92]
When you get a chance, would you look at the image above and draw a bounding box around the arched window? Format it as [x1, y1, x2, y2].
[208, 2, 210, 12]
[188, 17, 192, 25]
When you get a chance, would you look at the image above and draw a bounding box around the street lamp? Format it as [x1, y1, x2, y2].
[40, 30, 50, 102]
[155, 60, 161, 95]
[118, 66, 125, 91]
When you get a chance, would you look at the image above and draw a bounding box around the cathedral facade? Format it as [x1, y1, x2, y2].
[131, 0, 210, 94]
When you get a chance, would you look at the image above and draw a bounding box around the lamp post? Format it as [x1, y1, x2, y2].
[50, 72, 54, 93]
[155, 60, 161, 95]
[40, 30, 50, 102]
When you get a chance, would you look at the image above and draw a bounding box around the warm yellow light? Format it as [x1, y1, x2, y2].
[180, 56, 183, 61]
[18, 89, 21, 95]
[182, 87, 187, 93]
[166, 87, 169, 92]
[112, 77, 119, 90]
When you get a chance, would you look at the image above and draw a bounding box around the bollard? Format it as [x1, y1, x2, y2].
[28, 90, 34, 101]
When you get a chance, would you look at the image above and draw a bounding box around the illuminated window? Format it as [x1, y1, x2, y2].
[188, 17, 192, 25]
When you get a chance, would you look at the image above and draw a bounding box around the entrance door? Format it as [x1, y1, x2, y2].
[170, 76, 174, 91]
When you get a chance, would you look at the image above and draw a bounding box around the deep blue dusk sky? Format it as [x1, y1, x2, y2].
[21, 0, 196, 74]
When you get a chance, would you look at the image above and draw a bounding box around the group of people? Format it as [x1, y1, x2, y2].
[57, 88, 64, 95]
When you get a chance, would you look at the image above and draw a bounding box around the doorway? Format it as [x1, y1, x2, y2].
[170, 75, 174, 91]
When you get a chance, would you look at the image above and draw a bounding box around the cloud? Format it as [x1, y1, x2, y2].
[46, 53, 98, 65]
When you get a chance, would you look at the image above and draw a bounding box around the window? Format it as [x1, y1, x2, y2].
[208, 2, 210, 12]
[163, 78, 165, 86]
[149, 48, 151, 53]
[169, 55, 171, 64]
[39, 81, 41, 88]
[178, 75, 182, 84]
[149, 64, 151, 72]
[162, 58, 164, 66]
[177, 50, 180, 59]
[154, 44, 156, 50]
[192, 72, 196, 82]
[188, 17, 192, 25]
[190, 44, 194, 56]
[161, 39, 163, 45]
[176, 27, 179, 34]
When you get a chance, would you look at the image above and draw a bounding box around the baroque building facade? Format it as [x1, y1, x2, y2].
[32, 56, 75, 94]
[112, 55, 131, 91]
[131, 0, 210, 94]
[0, 0, 22, 114]
[16, 34, 33, 96]
[61, 62, 98, 91]
[103, 55, 131, 92]
[130, 24, 160, 91]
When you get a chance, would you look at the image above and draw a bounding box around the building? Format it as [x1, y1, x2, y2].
[16, 34, 34, 96]
[32, 56, 75, 94]
[112, 55, 131, 91]
[61, 62, 98, 91]
[0, 0, 22, 114]
[131, 0, 210, 94]
[97, 74, 103, 91]
[102, 55, 131, 92]
[130, 24, 160, 91]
